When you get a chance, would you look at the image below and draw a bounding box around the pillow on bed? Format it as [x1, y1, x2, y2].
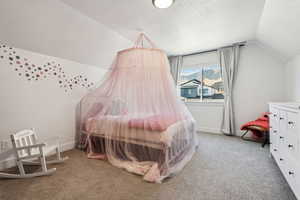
[128, 114, 179, 132]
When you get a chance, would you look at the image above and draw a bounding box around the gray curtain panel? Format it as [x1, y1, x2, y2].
[218, 45, 240, 135]
[168, 55, 183, 85]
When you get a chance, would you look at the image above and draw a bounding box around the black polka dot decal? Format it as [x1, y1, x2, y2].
[0, 43, 94, 92]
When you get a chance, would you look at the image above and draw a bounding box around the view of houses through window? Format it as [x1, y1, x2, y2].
[179, 64, 224, 102]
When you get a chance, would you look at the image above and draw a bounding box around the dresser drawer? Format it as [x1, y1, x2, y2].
[275, 152, 286, 170]
[270, 107, 280, 128]
[284, 159, 300, 198]
[269, 103, 300, 200]
[278, 133, 287, 154]
[286, 111, 299, 161]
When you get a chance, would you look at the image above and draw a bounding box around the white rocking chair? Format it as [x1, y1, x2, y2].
[0, 129, 68, 179]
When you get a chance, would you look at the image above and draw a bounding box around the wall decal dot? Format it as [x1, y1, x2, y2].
[1, 43, 95, 92]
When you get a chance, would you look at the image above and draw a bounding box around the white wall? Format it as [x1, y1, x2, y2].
[0, 0, 132, 67]
[0, 44, 108, 169]
[186, 102, 223, 133]
[0, 0, 131, 169]
[234, 41, 285, 133]
[185, 42, 286, 134]
[285, 54, 300, 102]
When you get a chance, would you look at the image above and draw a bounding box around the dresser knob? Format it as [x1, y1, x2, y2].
[280, 117, 284, 120]
[288, 121, 294, 125]
[273, 130, 277, 133]
[289, 171, 294, 175]
[280, 158, 284, 161]
[280, 136, 284, 139]
[288, 144, 293, 148]
[274, 149, 277, 151]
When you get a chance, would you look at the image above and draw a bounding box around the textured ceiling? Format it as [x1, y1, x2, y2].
[61, 0, 265, 55]
[257, 0, 300, 60]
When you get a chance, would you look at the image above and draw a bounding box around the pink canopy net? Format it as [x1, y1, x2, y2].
[79, 34, 198, 183]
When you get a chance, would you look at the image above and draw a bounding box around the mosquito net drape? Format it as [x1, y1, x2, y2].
[79, 34, 198, 183]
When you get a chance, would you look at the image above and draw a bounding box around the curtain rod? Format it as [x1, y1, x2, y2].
[172, 41, 247, 58]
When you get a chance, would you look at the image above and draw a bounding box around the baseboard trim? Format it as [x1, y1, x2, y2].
[197, 127, 221, 134]
[0, 140, 75, 170]
[197, 128, 245, 137]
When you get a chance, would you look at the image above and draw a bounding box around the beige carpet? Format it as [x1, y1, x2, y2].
[0, 133, 296, 200]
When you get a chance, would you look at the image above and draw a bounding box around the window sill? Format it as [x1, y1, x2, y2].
[184, 101, 224, 107]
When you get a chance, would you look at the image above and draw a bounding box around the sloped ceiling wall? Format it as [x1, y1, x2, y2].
[61, 0, 265, 56]
[0, 0, 299, 65]
[0, 0, 131, 68]
[61, 0, 300, 61]
[257, 0, 300, 61]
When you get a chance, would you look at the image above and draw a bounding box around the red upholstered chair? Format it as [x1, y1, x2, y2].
[241, 113, 270, 147]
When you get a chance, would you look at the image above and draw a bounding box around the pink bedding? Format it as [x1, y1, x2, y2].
[128, 114, 179, 132]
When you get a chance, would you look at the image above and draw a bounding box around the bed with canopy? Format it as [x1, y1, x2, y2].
[79, 34, 198, 183]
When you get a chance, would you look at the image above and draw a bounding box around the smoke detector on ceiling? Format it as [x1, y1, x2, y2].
[152, 0, 174, 9]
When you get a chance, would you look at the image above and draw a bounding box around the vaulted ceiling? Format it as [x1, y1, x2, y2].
[61, 0, 300, 61]
[256, 0, 300, 60]
[1, 0, 299, 65]
[61, 0, 265, 56]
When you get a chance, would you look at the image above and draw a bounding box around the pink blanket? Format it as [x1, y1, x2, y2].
[128, 114, 179, 132]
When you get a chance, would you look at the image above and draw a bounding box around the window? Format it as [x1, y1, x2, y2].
[179, 52, 224, 102]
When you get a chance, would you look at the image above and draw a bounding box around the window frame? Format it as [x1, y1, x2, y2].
[179, 62, 224, 103]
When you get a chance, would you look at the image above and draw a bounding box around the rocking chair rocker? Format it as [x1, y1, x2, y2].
[0, 129, 68, 179]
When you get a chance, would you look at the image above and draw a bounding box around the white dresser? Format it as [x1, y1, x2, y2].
[269, 102, 300, 199]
